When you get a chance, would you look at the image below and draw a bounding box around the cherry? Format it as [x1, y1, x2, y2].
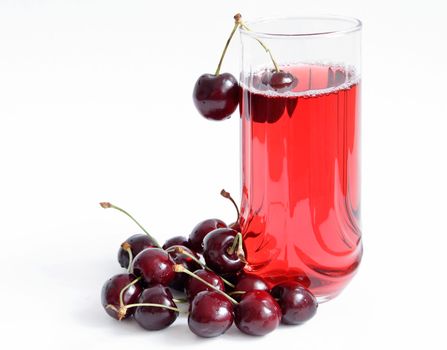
[165, 245, 201, 291]
[220, 189, 241, 232]
[221, 272, 240, 292]
[101, 273, 143, 320]
[185, 269, 225, 301]
[193, 73, 240, 121]
[188, 218, 227, 254]
[193, 14, 242, 121]
[271, 282, 318, 325]
[162, 236, 190, 250]
[118, 234, 158, 269]
[234, 290, 281, 336]
[234, 274, 269, 293]
[100, 202, 161, 269]
[188, 291, 234, 338]
[261, 70, 298, 92]
[327, 67, 346, 88]
[132, 248, 175, 286]
[133, 285, 179, 330]
[203, 228, 246, 274]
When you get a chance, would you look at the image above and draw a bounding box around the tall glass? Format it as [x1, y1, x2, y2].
[239, 16, 362, 301]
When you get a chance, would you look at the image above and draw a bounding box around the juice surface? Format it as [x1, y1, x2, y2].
[240, 64, 362, 300]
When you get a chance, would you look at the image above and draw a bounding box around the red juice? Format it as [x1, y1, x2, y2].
[240, 64, 362, 301]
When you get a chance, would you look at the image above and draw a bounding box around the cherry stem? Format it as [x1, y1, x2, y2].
[229, 291, 246, 296]
[99, 202, 160, 248]
[172, 298, 188, 304]
[124, 303, 180, 313]
[119, 276, 142, 309]
[236, 15, 280, 72]
[105, 304, 119, 313]
[165, 246, 235, 288]
[173, 264, 239, 305]
[227, 232, 247, 263]
[217, 275, 235, 289]
[215, 14, 241, 76]
[237, 232, 247, 264]
[220, 189, 240, 227]
[227, 232, 242, 255]
[121, 242, 133, 273]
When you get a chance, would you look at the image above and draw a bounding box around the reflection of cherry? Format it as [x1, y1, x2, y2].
[250, 91, 286, 124]
[327, 67, 346, 88]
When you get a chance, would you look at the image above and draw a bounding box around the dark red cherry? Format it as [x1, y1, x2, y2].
[185, 269, 225, 301]
[132, 248, 175, 286]
[221, 272, 240, 293]
[235, 290, 281, 336]
[167, 245, 201, 291]
[203, 228, 245, 274]
[189, 218, 227, 254]
[193, 73, 240, 121]
[134, 285, 179, 330]
[162, 236, 190, 250]
[101, 273, 143, 320]
[229, 222, 241, 232]
[188, 291, 234, 338]
[261, 70, 298, 92]
[271, 282, 318, 325]
[235, 274, 269, 293]
[118, 234, 158, 269]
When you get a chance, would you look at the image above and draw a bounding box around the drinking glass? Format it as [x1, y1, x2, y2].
[239, 16, 362, 301]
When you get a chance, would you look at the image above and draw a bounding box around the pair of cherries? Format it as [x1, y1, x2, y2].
[192, 13, 298, 121]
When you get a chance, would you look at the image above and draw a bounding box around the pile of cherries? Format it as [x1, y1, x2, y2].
[101, 13, 311, 338]
[101, 190, 318, 338]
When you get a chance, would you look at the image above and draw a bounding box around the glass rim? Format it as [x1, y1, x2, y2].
[240, 15, 362, 39]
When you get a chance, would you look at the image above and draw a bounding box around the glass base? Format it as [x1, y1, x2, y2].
[316, 289, 343, 303]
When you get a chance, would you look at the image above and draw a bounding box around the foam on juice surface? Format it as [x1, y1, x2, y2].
[241, 63, 359, 98]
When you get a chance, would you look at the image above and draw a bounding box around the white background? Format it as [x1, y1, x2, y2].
[1, 0, 446, 349]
